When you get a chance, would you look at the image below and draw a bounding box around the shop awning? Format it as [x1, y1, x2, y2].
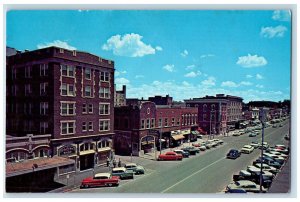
[172, 134, 185, 140]
[141, 141, 155, 145]
[97, 147, 111, 152]
[79, 150, 95, 156]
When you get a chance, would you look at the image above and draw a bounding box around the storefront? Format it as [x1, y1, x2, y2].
[181, 129, 191, 143]
[140, 135, 156, 154]
[170, 130, 185, 147]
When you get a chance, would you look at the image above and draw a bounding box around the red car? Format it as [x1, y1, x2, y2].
[158, 151, 183, 161]
[80, 173, 120, 188]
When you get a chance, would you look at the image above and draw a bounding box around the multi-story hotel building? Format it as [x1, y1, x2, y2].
[6, 46, 115, 171]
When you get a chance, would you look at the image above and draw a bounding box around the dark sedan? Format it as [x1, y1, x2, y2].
[226, 149, 241, 159]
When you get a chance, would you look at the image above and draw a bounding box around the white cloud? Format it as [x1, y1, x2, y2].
[256, 84, 264, 88]
[155, 46, 163, 51]
[200, 54, 215, 59]
[184, 71, 202, 78]
[37, 40, 76, 50]
[256, 74, 264, 80]
[102, 33, 159, 57]
[185, 65, 195, 70]
[163, 64, 175, 72]
[260, 25, 287, 38]
[246, 74, 253, 78]
[272, 10, 291, 21]
[115, 77, 130, 85]
[115, 70, 127, 77]
[201, 76, 216, 86]
[181, 50, 188, 57]
[135, 75, 144, 79]
[240, 81, 253, 86]
[221, 81, 239, 88]
[182, 81, 190, 86]
[236, 54, 267, 68]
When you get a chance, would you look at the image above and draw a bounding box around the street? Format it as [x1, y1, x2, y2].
[71, 119, 290, 193]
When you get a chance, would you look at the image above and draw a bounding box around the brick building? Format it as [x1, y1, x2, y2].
[114, 101, 198, 156]
[6, 46, 115, 171]
[185, 94, 243, 135]
[114, 85, 126, 107]
[148, 95, 173, 105]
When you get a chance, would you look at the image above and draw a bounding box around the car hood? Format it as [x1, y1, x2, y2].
[82, 177, 94, 183]
[136, 165, 144, 170]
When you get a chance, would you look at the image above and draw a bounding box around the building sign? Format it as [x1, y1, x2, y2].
[58, 145, 76, 157]
[148, 129, 159, 136]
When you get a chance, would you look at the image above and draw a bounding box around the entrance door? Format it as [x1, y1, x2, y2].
[80, 153, 94, 171]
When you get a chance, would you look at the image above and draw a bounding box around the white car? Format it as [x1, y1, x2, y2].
[254, 163, 278, 174]
[247, 166, 274, 178]
[226, 180, 266, 193]
[250, 142, 259, 148]
[241, 145, 254, 154]
[263, 153, 285, 164]
[265, 151, 288, 159]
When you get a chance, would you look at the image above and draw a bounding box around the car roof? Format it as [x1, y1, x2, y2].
[174, 149, 184, 152]
[112, 167, 126, 171]
[125, 163, 137, 166]
[243, 145, 252, 148]
[95, 173, 111, 178]
[237, 180, 256, 186]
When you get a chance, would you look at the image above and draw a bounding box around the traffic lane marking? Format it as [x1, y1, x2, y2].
[161, 157, 225, 193]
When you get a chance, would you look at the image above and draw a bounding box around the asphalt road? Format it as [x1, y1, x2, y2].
[72, 119, 290, 194]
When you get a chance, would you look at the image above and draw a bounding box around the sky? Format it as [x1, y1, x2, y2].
[6, 10, 291, 102]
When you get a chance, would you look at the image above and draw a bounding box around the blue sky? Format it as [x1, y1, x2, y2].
[6, 10, 291, 102]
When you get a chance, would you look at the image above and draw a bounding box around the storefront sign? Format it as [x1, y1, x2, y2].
[58, 145, 76, 157]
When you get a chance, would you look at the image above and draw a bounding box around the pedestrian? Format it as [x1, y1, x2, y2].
[118, 158, 122, 167]
[106, 157, 110, 167]
[113, 158, 116, 168]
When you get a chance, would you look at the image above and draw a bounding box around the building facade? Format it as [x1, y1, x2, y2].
[114, 85, 126, 107]
[114, 101, 198, 156]
[148, 95, 173, 105]
[6, 46, 115, 171]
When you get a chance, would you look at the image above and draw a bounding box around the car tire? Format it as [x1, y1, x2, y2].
[107, 183, 113, 187]
[84, 184, 89, 188]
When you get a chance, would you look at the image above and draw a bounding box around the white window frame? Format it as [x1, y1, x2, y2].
[85, 68, 91, 80]
[99, 119, 110, 131]
[146, 119, 150, 129]
[61, 120, 76, 135]
[151, 118, 155, 128]
[88, 121, 93, 131]
[82, 122, 87, 132]
[60, 102, 76, 116]
[40, 82, 48, 96]
[40, 121, 49, 134]
[40, 102, 49, 115]
[100, 71, 110, 82]
[61, 65, 75, 77]
[25, 84, 32, 96]
[99, 87, 110, 99]
[99, 103, 110, 115]
[84, 85, 92, 97]
[25, 66, 32, 78]
[40, 64, 48, 76]
[88, 103, 93, 114]
[61, 83, 75, 96]
[141, 119, 145, 129]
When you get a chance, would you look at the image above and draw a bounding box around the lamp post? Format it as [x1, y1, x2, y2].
[160, 125, 162, 155]
[259, 108, 266, 193]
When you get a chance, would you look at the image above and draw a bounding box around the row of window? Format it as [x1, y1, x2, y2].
[11, 64, 111, 81]
[60, 83, 110, 98]
[140, 114, 197, 129]
[79, 140, 110, 152]
[61, 120, 110, 135]
[8, 120, 49, 134]
[60, 102, 110, 116]
[11, 83, 49, 96]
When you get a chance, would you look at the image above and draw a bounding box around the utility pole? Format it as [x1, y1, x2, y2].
[259, 108, 266, 193]
[160, 126, 162, 155]
[209, 111, 212, 140]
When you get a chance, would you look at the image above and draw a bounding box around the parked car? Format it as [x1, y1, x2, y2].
[199, 143, 207, 151]
[204, 142, 212, 149]
[232, 131, 240, 136]
[80, 173, 120, 188]
[158, 151, 183, 161]
[248, 133, 257, 137]
[265, 151, 288, 159]
[250, 141, 259, 149]
[197, 134, 203, 139]
[241, 145, 254, 154]
[174, 149, 190, 158]
[258, 142, 269, 150]
[226, 149, 241, 159]
[225, 188, 247, 193]
[253, 163, 278, 174]
[253, 157, 282, 169]
[263, 153, 285, 164]
[213, 139, 224, 145]
[182, 146, 200, 155]
[279, 124, 283, 127]
[275, 144, 287, 150]
[124, 163, 145, 175]
[247, 166, 274, 179]
[111, 167, 134, 180]
[232, 170, 273, 188]
[226, 180, 266, 193]
[272, 124, 277, 128]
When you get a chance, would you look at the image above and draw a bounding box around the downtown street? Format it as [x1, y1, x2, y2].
[70, 119, 290, 194]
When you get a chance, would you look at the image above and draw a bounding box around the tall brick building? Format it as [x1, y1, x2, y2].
[185, 94, 243, 135]
[6, 46, 115, 171]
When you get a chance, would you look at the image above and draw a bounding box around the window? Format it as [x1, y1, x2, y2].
[40, 122, 48, 134]
[99, 103, 110, 115]
[151, 118, 155, 128]
[84, 86, 92, 97]
[147, 108, 150, 114]
[146, 119, 150, 129]
[141, 119, 145, 129]
[100, 71, 110, 82]
[61, 65, 75, 77]
[40, 102, 49, 115]
[61, 83, 75, 96]
[61, 102, 75, 115]
[85, 68, 91, 80]
[99, 87, 110, 98]
[88, 122, 93, 131]
[40, 64, 48, 76]
[61, 121, 75, 135]
[172, 118, 175, 126]
[211, 104, 215, 111]
[82, 103, 87, 114]
[24, 103, 33, 115]
[158, 118, 162, 127]
[25, 66, 32, 78]
[99, 120, 110, 131]
[164, 118, 168, 127]
[88, 104, 93, 114]
[72, 50, 77, 56]
[181, 115, 184, 125]
[11, 85, 18, 96]
[40, 82, 48, 96]
[185, 115, 188, 125]
[25, 84, 32, 96]
[82, 122, 87, 132]
[12, 68, 17, 80]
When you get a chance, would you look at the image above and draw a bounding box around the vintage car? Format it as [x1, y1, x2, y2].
[250, 141, 259, 149]
[253, 163, 279, 174]
[157, 151, 183, 161]
[182, 146, 200, 155]
[124, 163, 145, 174]
[232, 170, 273, 188]
[241, 145, 254, 154]
[248, 133, 257, 137]
[80, 173, 120, 188]
[226, 180, 266, 193]
[253, 157, 282, 169]
[226, 149, 241, 159]
[111, 167, 134, 180]
[174, 149, 190, 158]
[247, 166, 274, 179]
